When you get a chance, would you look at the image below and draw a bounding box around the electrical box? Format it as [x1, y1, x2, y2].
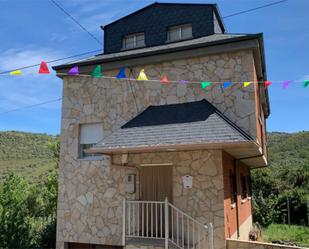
[126, 174, 135, 193]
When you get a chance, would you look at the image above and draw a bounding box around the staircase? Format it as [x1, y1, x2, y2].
[122, 198, 214, 249]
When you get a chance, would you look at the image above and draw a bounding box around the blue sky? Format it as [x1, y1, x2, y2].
[0, 0, 308, 135]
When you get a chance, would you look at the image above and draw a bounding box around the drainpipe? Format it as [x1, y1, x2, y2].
[233, 154, 264, 239]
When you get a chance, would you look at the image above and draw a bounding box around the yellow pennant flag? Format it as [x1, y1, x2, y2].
[137, 69, 148, 81]
[10, 70, 22, 75]
[243, 81, 252, 87]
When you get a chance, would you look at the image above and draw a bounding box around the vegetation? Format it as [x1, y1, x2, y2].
[252, 131, 309, 246]
[0, 132, 59, 248]
[262, 224, 309, 248]
[0, 131, 58, 182]
[0, 130, 308, 247]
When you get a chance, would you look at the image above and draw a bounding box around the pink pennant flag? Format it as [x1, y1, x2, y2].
[282, 80, 292, 89]
[160, 75, 170, 83]
[264, 81, 272, 88]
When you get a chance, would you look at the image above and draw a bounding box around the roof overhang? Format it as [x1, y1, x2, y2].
[53, 34, 264, 73]
[86, 140, 267, 168]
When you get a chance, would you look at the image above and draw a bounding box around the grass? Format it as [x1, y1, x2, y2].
[262, 223, 309, 247]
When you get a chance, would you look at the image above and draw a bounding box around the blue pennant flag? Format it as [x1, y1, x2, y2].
[223, 82, 232, 88]
[116, 66, 126, 79]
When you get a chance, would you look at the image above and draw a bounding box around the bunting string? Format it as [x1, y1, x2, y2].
[2, 61, 309, 89]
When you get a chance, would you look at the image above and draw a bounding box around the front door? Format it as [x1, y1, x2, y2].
[139, 166, 173, 237]
[140, 165, 173, 202]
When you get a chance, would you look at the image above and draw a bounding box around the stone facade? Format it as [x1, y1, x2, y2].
[124, 150, 225, 249]
[56, 50, 259, 249]
[226, 239, 307, 249]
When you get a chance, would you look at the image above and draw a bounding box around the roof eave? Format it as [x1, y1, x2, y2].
[86, 140, 267, 168]
[52, 34, 262, 71]
[212, 3, 226, 33]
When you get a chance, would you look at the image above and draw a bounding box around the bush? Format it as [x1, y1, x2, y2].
[0, 171, 58, 249]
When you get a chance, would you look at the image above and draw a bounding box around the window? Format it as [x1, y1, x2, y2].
[241, 175, 247, 199]
[122, 33, 145, 50]
[167, 24, 192, 42]
[230, 171, 237, 204]
[79, 123, 103, 159]
[247, 175, 252, 197]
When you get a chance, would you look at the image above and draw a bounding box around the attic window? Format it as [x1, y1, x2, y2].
[122, 33, 145, 50]
[167, 24, 192, 42]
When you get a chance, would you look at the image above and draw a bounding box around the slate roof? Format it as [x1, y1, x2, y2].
[53, 33, 261, 71]
[92, 100, 253, 152]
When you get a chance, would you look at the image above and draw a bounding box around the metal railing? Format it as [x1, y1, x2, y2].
[123, 198, 214, 249]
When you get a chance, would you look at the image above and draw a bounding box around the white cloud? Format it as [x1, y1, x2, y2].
[0, 47, 67, 75]
[0, 47, 65, 112]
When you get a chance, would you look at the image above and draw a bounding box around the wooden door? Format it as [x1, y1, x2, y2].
[140, 166, 173, 202]
[139, 166, 173, 237]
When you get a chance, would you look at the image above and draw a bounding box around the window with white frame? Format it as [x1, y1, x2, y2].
[122, 33, 145, 50]
[79, 123, 103, 159]
[167, 24, 192, 42]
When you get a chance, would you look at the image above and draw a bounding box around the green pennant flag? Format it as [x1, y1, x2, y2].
[304, 80, 309, 88]
[91, 65, 102, 78]
[201, 81, 212, 89]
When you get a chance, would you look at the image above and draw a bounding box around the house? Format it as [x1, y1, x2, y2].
[53, 2, 269, 249]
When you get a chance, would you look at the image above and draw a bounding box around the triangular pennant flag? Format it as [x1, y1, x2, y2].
[9, 70, 22, 75]
[304, 80, 309, 88]
[160, 75, 170, 83]
[180, 80, 189, 84]
[91, 65, 102, 78]
[201, 81, 212, 89]
[264, 81, 272, 88]
[282, 80, 292, 89]
[137, 69, 148, 81]
[116, 67, 126, 79]
[38, 61, 50, 74]
[223, 82, 232, 88]
[243, 81, 252, 87]
[68, 66, 79, 75]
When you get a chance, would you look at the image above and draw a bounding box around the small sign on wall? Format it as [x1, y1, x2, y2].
[126, 174, 136, 193]
[182, 175, 193, 189]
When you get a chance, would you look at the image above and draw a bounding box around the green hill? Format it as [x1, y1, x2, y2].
[267, 131, 309, 167]
[0, 131, 58, 181]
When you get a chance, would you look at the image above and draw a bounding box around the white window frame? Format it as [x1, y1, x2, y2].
[122, 32, 145, 50]
[167, 24, 192, 42]
[79, 123, 103, 160]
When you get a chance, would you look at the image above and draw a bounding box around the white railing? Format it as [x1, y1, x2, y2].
[123, 198, 214, 249]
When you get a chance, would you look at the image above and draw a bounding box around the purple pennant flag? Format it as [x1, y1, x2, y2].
[180, 80, 189, 84]
[282, 80, 292, 89]
[68, 66, 79, 75]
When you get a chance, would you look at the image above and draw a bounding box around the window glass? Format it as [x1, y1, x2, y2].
[167, 24, 192, 41]
[79, 123, 103, 158]
[181, 25, 192, 39]
[123, 33, 145, 49]
[168, 27, 181, 41]
[136, 33, 145, 47]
